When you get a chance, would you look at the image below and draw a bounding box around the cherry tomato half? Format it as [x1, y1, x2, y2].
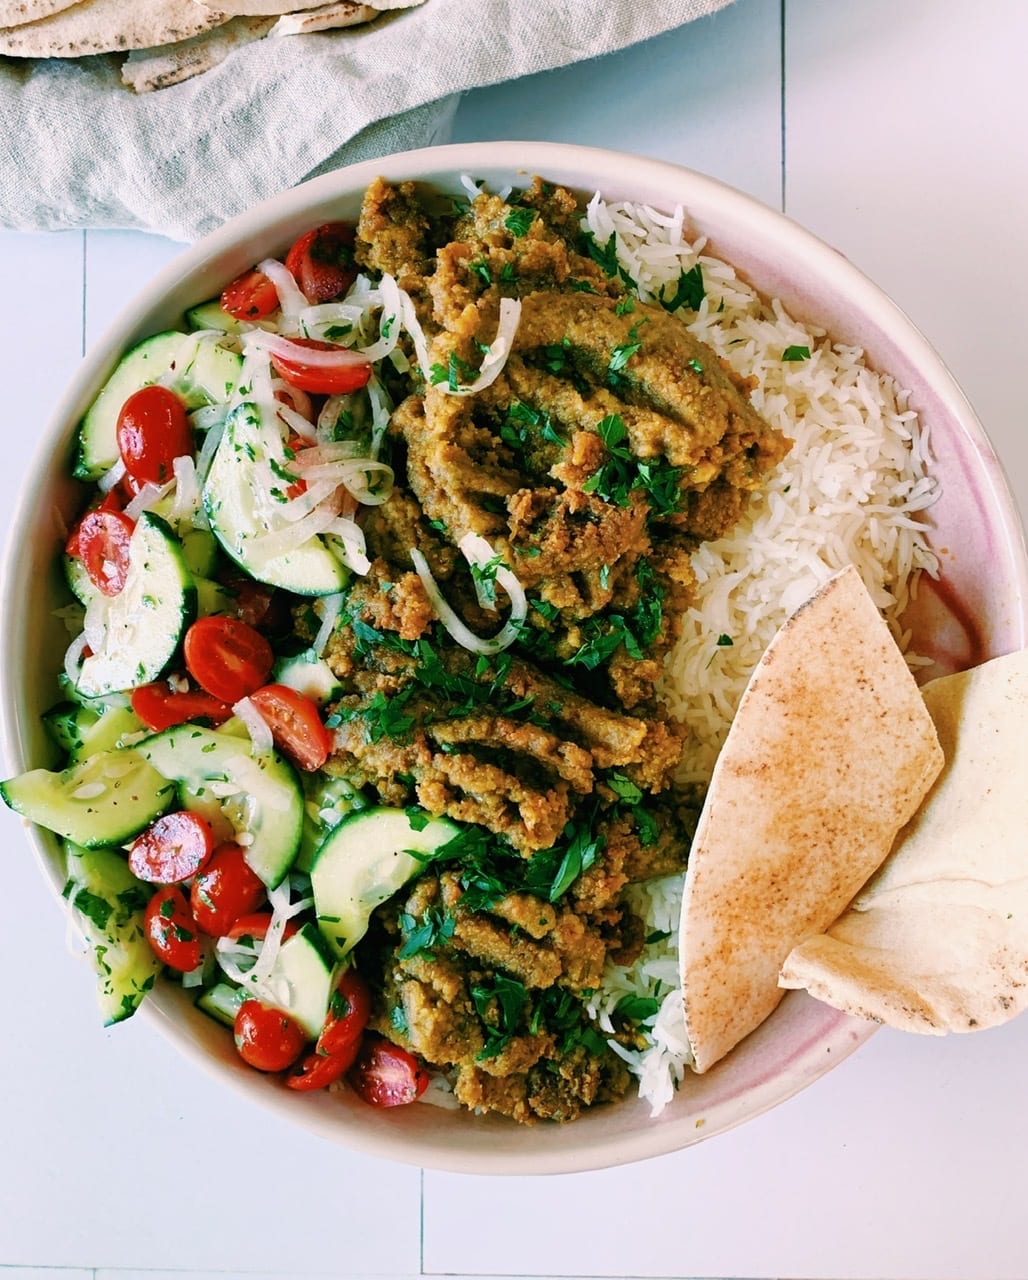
[116, 385, 192, 487]
[67, 508, 135, 597]
[129, 810, 215, 884]
[190, 842, 266, 937]
[221, 268, 280, 321]
[233, 1000, 307, 1073]
[144, 887, 202, 972]
[224, 912, 299, 944]
[284, 222, 357, 304]
[130, 682, 233, 732]
[347, 1035, 429, 1108]
[248, 684, 333, 772]
[285, 1045, 355, 1092]
[268, 338, 372, 396]
[183, 615, 274, 705]
[317, 968, 372, 1058]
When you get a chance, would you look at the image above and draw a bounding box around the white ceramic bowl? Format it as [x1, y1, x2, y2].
[4, 142, 1027, 1175]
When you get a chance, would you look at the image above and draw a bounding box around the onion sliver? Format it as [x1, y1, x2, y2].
[63, 630, 91, 687]
[247, 330, 372, 370]
[411, 547, 526, 656]
[232, 696, 274, 757]
[249, 494, 341, 559]
[123, 480, 173, 521]
[311, 591, 345, 655]
[257, 257, 307, 322]
[97, 457, 126, 494]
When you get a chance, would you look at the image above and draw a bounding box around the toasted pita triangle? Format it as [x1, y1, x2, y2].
[0, 0, 231, 55]
[0, 0, 78, 28]
[679, 565, 943, 1072]
[780, 648, 1028, 1033]
[271, 1, 378, 35]
[122, 15, 273, 92]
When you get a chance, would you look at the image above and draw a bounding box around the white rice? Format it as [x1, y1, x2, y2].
[582, 195, 939, 1116]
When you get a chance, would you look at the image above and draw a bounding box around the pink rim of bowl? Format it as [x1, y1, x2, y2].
[3, 142, 1026, 1175]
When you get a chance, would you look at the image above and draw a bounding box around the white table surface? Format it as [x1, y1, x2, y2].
[2, 2, 1028, 1278]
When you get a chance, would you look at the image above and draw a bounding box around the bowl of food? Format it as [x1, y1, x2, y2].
[3, 141, 1025, 1174]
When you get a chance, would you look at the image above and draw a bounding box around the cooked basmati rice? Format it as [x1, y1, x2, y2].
[582, 195, 939, 1116]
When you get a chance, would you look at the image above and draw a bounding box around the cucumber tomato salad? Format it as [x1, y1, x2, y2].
[0, 221, 469, 1107]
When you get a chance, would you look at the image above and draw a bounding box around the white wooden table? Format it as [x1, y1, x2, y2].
[2, 3, 1027, 1278]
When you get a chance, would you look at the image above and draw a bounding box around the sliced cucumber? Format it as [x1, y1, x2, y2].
[196, 981, 246, 1028]
[137, 725, 303, 888]
[195, 575, 235, 617]
[185, 297, 245, 335]
[204, 402, 347, 597]
[63, 552, 98, 606]
[45, 702, 145, 764]
[76, 512, 196, 699]
[64, 842, 162, 1025]
[262, 923, 336, 1039]
[272, 648, 344, 707]
[1, 748, 175, 847]
[42, 701, 98, 757]
[311, 806, 460, 958]
[297, 772, 367, 874]
[75, 331, 243, 480]
[180, 527, 220, 579]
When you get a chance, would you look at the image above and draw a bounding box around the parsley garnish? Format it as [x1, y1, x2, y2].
[398, 907, 455, 960]
[659, 263, 705, 312]
[472, 972, 528, 1058]
[581, 413, 683, 517]
[782, 345, 811, 361]
[504, 207, 535, 238]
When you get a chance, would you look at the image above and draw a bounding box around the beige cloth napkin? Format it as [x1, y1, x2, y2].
[0, 0, 733, 241]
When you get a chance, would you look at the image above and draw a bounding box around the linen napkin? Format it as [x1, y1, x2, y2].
[0, 0, 733, 241]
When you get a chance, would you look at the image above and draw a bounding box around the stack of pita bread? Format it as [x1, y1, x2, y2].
[0, 0, 423, 92]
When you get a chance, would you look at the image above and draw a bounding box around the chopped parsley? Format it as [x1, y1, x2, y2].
[472, 972, 529, 1058]
[782, 345, 811, 361]
[398, 907, 455, 960]
[581, 412, 683, 517]
[504, 207, 536, 238]
[659, 263, 705, 312]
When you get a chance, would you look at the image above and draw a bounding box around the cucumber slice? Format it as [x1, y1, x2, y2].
[43, 701, 98, 757]
[204, 402, 347, 597]
[75, 331, 243, 480]
[181, 527, 220, 579]
[297, 773, 367, 874]
[272, 648, 344, 707]
[311, 806, 460, 958]
[195, 575, 235, 617]
[263, 923, 336, 1039]
[1, 748, 176, 847]
[185, 297, 245, 335]
[64, 842, 162, 1025]
[63, 552, 97, 606]
[196, 981, 246, 1028]
[41, 701, 145, 765]
[137, 725, 303, 888]
[76, 512, 197, 699]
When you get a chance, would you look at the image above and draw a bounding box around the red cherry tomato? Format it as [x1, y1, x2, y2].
[317, 968, 372, 1058]
[248, 684, 333, 772]
[130, 682, 233, 731]
[233, 1000, 307, 1072]
[224, 912, 300, 943]
[67, 508, 135, 597]
[221, 268, 280, 321]
[348, 1035, 429, 1108]
[116, 385, 192, 487]
[269, 338, 372, 396]
[143, 887, 202, 972]
[285, 1046, 356, 1092]
[183, 615, 274, 704]
[128, 810, 215, 884]
[190, 842, 266, 937]
[284, 222, 357, 303]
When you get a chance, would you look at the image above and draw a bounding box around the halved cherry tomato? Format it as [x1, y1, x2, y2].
[284, 222, 357, 304]
[143, 886, 202, 972]
[116, 385, 192, 487]
[269, 338, 372, 396]
[130, 682, 233, 732]
[129, 810, 215, 884]
[183, 615, 274, 704]
[66, 508, 135, 597]
[285, 1045, 356, 1091]
[221, 267, 280, 321]
[248, 684, 333, 772]
[233, 1000, 307, 1072]
[224, 911, 300, 944]
[347, 1034, 429, 1108]
[317, 968, 372, 1058]
[191, 842, 266, 937]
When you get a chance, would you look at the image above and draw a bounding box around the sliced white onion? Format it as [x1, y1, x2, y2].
[194, 418, 225, 488]
[248, 493, 341, 559]
[278, 478, 341, 521]
[411, 547, 526, 656]
[293, 458, 393, 507]
[257, 257, 308, 322]
[82, 592, 110, 652]
[246, 329, 372, 370]
[169, 454, 200, 523]
[365, 375, 393, 458]
[290, 441, 363, 466]
[190, 403, 227, 433]
[298, 301, 365, 342]
[271, 379, 313, 421]
[325, 520, 371, 576]
[459, 532, 505, 613]
[311, 592, 345, 655]
[442, 297, 522, 397]
[275, 401, 317, 444]
[356, 273, 403, 363]
[63, 630, 91, 686]
[232, 696, 274, 756]
[399, 292, 434, 382]
[97, 457, 126, 494]
[123, 480, 173, 521]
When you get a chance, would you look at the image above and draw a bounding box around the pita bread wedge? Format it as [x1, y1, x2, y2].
[679, 565, 943, 1073]
[191, 0, 331, 14]
[122, 15, 273, 92]
[0, 0, 78, 29]
[780, 647, 1028, 1033]
[270, 1, 378, 35]
[0, 0, 231, 56]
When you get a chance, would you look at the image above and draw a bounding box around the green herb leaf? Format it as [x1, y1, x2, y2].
[782, 345, 811, 361]
[659, 264, 705, 312]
